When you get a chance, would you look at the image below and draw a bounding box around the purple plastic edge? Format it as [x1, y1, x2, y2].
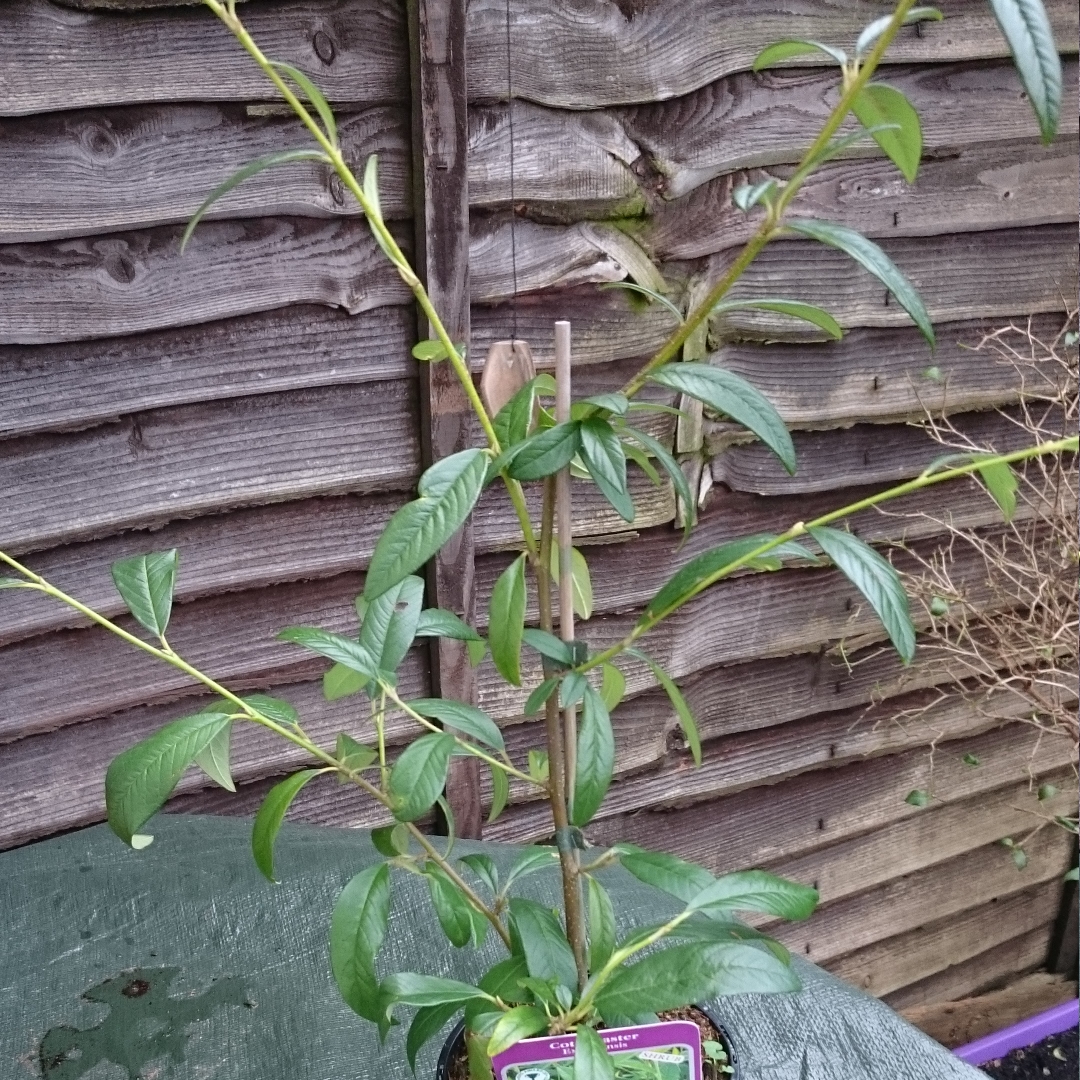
[953, 998, 1079, 1065]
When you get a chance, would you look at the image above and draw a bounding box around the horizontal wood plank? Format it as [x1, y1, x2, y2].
[0, 0, 407, 116]
[0, 217, 412, 344]
[466, 0, 1079, 108]
[0, 382, 420, 553]
[0, 104, 410, 243]
[0, 304, 416, 441]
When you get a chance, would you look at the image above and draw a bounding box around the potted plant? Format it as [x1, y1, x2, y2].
[0, 2, 1068, 1077]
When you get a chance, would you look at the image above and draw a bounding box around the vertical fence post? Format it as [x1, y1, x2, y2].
[408, 0, 483, 837]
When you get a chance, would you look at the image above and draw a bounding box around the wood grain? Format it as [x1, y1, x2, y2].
[0, 0, 408, 117]
[0, 217, 412, 345]
[0, 382, 420, 554]
[0, 104, 410, 243]
[0, 304, 416, 441]
[466, 0, 1079, 108]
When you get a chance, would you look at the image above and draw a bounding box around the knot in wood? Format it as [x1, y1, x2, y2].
[313, 30, 336, 65]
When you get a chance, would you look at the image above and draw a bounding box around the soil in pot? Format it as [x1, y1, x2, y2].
[441, 1005, 736, 1080]
[980, 1025, 1078, 1080]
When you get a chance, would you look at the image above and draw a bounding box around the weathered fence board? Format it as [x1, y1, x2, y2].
[0, 0, 408, 116]
[0, 383, 420, 553]
[466, 0, 1079, 108]
[0, 218, 412, 344]
[0, 304, 416, 440]
[0, 104, 410, 243]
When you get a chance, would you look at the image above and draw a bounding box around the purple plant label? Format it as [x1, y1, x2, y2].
[491, 1019, 703, 1080]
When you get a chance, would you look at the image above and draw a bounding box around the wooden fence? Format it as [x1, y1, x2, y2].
[0, 0, 1077, 1009]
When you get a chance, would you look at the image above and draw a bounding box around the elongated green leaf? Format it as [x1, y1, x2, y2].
[389, 733, 455, 821]
[335, 732, 377, 774]
[371, 822, 411, 857]
[595, 941, 798, 1018]
[279, 626, 383, 686]
[623, 427, 696, 535]
[663, 917, 792, 964]
[753, 39, 846, 70]
[181, 150, 328, 253]
[487, 1005, 550, 1058]
[855, 7, 943, 57]
[976, 459, 1018, 521]
[580, 418, 634, 522]
[408, 698, 505, 752]
[251, 769, 322, 881]
[504, 847, 560, 893]
[363, 153, 383, 223]
[711, 298, 843, 340]
[415, 608, 484, 642]
[490, 553, 527, 685]
[269, 60, 338, 145]
[508, 898, 578, 990]
[599, 281, 685, 324]
[732, 178, 778, 212]
[426, 867, 474, 948]
[574, 1026, 615, 1080]
[365, 448, 489, 600]
[804, 123, 902, 171]
[600, 663, 626, 712]
[807, 525, 916, 663]
[193, 721, 235, 792]
[460, 853, 499, 895]
[628, 650, 701, 766]
[986, 0, 1062, 142]
[522, 628, 576, 669]
[648, 364, 795, 475]
[330, 864, 391, 1022]
[488, 762, 510, 823]
[360, 575, 425, 675]
[413, 339, 449, 362]
[560, 671, 588, 711]
[524, 677, 560, 716]
[505, 422, 582, 481]
[528, 750, 550, 785]
[110, 549, 179, 638]
[478, 954, 531, 1004]
[494, 376, 549, 449]
[324, 663, 368, 701]
[687, 869, 819, 921]
[407, 1002, 461, 1072]
[571, 686, 615, 826]
[242, 694, 298, 726]
[382, 973, 493, 1009]
[105, 708, 232, 845]
[851, 83, 922, 183]
[587, 876, 617, 973]
[619, 846, 714, 903]
[785, 220, 934, 346]
[622, 440, 662, 486]
[550, 546, 594, 621]
[581, 392, 630, 416]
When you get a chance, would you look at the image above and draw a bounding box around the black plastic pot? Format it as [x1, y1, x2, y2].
[435, 1004, 740, 1080]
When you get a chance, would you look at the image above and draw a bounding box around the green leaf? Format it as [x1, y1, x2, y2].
[415, 608, 484, 642]
[571, 686, 615, 827]
[335, 732, 377, 774]
[278, 626, 382, 682]
[110, 549, 179, 638]
[193, 721, 235, 792]
[976, 459, 1018, 521]
[494, 378, 540, 450]
[269, 60, 338, 145]
[618, 847, 714, 903]
[753, 39, 846, 70]
[648, 364, 795, 475]
[599, 664, 626, 712]
[460, 854, 500, 895]
[365, 448, 489, 600]
[1038, 784, 1059, 801]
[324, 663, 368, 701]
[181, 149, 328, 252]
[522, 628, 576, 669]
[550, 546, 594, 621]
[855, 8, 943, 57]
[851, 83, 923, 183]
[594, 941, 798, 1018]
[242, 694, 298, 726]
[622, 427, 696, 536]
[627, 651, 702, 766]
[362, 152, 383, 224]
[330, 864, 391, 1022]
[504, 848, 560, 893]
[408, 699, 505, 752]
[508, 898, 578, 990]
[906, 788, 931, 807]
[666, 916, 792, 964]
[587, 876, 617, 973]
[580, 392, 630, 416]
[105, 708, 232, 846]
[488, 762, 510, 823]
[382, 973, 493, 1010]
[804, 124, 903, 171]
[413, 339, 449, 362]
[686, 869, 819, 921]
[524, 677, 560, 716]
[963, 753, 981, 767]
[360, 575, 426, 675]
[407, 1002, 461, 1072]
[490, 554, 527, 685]
[574, 1026, 615, 1080]
[1064, 867, 1079, 882]
[478, 954, 531, 1003]
[986, 0, 1062, 142]
[807, 525, 916, 663]
[580, 418, 634, 522]
[1011, 846, 1029, 870]
[505, 422, 582, 482]
[371, 822, 411, 857]
[426, 867, 475, 948]
[389, 733, 456, 821]
[487, 1005, 550, 1058]
[711, 298, 843, 340]
[251, 769, 322, 881]
[599, 281, 685, 324]
[785, 220, 934, 347]
[622, 440, 662, 486]
[732, 179, 778, 212]
[527, 750, 550, 784]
